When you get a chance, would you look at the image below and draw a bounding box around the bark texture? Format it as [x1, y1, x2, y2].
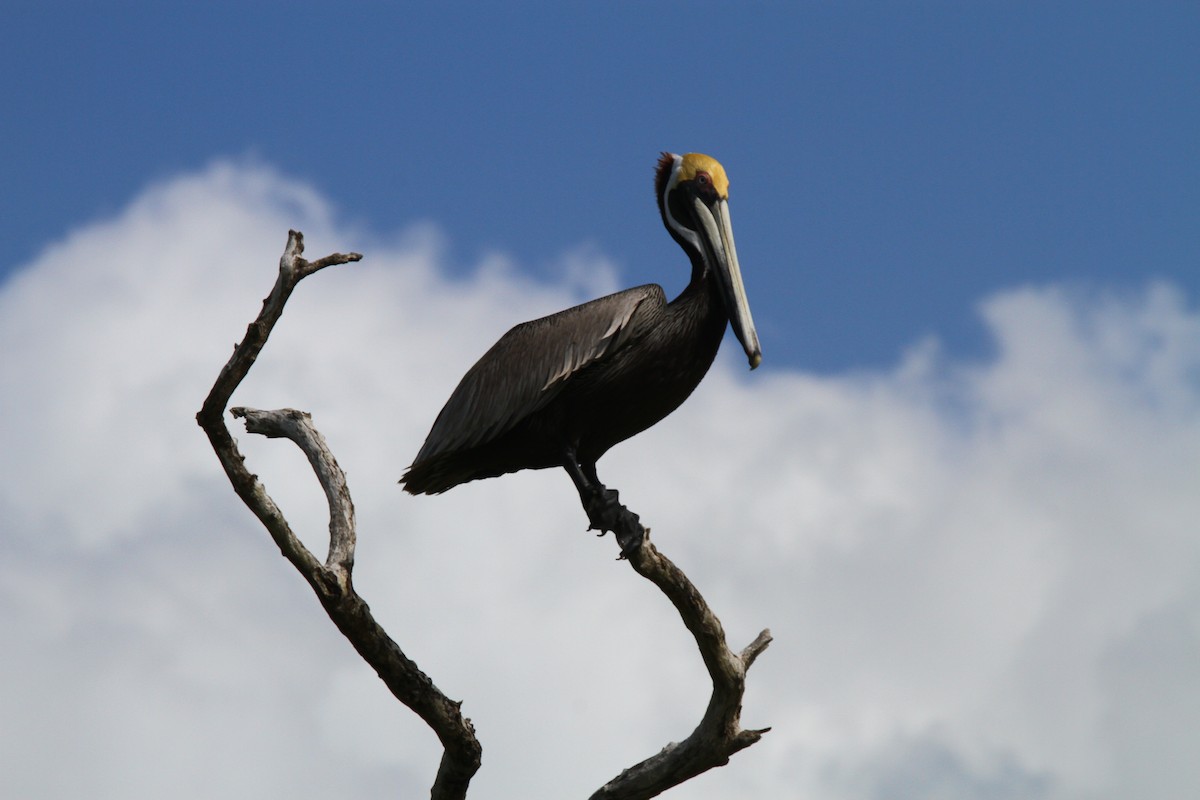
[197, 231, 480, 799]
[196, 230, 770, 799]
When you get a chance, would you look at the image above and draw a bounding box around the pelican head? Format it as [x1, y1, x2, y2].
[656, 152, 762, 369]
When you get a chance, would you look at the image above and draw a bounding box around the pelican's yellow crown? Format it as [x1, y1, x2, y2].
[678, 153, 730, 198]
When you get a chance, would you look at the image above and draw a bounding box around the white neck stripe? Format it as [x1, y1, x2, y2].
[662, 154, 703, 255]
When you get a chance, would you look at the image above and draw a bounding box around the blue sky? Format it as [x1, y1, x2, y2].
[4, 4, 1200, 798]
[5, 2, 1196, 371]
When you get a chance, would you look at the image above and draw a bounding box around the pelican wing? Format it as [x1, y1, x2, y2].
[413, 284, 664, 462]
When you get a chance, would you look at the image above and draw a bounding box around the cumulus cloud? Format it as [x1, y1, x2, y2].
[1, 160, 1197, 799]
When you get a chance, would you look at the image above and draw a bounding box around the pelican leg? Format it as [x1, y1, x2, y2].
[562, 450, 645, 555]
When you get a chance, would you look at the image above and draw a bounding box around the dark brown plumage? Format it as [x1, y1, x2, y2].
[402, 153, 760, 543]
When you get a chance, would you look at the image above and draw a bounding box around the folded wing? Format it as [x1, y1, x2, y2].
[411, 284, 665, 465]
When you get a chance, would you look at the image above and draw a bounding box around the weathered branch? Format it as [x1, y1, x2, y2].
[589, 529, 772, 800]
[230, 407, 356, 573]
[197, 229, 769, 799]
[196, 230, 481, 800]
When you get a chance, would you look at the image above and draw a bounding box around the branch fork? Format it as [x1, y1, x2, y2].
[197, 230, 770, 799]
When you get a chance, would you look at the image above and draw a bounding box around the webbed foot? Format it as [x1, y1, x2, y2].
[562, 453, 648, 557]
[583, 486, 646, 557]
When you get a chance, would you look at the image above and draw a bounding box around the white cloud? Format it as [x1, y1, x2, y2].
[1, 160, 1198, 799]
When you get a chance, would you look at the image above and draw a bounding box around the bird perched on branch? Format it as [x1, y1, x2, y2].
[402, 152, 761, 552]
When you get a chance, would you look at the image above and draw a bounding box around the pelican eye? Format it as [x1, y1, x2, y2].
[693, 170, 719, 201]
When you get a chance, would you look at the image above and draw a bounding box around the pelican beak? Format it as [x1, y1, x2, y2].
[693, 196, 763, 369]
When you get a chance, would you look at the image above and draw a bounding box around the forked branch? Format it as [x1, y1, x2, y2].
[590, 533, 771, 799]
[196, 230, 770, 800]
[196, 231, 480, 799]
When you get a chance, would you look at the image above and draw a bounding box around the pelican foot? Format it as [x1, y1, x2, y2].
[583, 488, 646, 557]
[613, 515, 647, 558]
[584, 487, 621, 530]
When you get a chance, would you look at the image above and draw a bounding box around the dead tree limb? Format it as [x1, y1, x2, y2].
[589, 531, 772, 800]
[196, 229, 770, 799]
[196, 230, 481, 800]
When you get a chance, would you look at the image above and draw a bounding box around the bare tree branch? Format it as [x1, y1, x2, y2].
[196, 230, 481, 800]
[231, 407, 356, 572]
[196, 229, 770, 799]
[589, 534, 772, 800]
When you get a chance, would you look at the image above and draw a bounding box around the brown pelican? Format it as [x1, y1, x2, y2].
[402, 152, 761, 551]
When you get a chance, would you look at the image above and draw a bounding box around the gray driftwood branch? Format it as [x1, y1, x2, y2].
[195, 230, 770, 800]
[591, 535, 772, 799]
[196, 230, 480, 799]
